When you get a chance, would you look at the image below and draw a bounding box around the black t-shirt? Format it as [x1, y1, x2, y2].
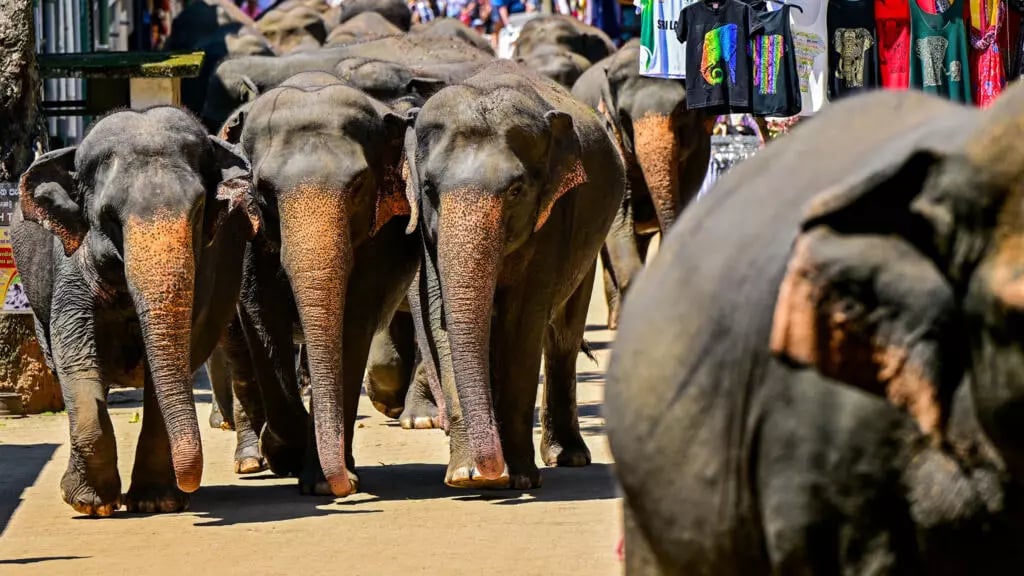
[676, 0, 765, 113]
[751, 5, 802, 116]
[827, 0, 881, 99]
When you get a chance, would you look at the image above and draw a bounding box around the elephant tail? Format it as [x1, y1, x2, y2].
[580, 339, 598, 364]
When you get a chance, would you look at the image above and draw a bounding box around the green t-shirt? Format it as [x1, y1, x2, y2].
[909, 0, 972, 104]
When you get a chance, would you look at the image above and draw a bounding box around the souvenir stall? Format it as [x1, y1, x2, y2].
[634, 0, 1017, 189]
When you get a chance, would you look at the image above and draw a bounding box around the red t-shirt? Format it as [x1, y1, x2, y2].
[876, 0, 911, 88]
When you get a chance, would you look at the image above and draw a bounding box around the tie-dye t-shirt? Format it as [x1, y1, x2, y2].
[749, 5, 802, 116]
[676, 0, 766, 112]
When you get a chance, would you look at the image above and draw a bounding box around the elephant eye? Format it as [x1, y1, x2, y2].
[509, 182, 524, 199]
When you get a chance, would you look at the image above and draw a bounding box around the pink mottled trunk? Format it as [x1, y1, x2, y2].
[633, 114, 682, 234]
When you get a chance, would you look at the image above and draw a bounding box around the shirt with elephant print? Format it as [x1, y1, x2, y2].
[676, 0, 765, 112]
[909, 0, 973, 102]
[827, 0, 882, 99]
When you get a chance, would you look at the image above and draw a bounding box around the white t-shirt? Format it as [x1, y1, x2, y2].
[768, 0, 828, 116]
[635, 0, 695, 79]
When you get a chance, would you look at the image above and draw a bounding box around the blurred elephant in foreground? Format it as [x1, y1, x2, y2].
[406, 61, 625, 490]
[607, 89, 1024, 574]
[572, 40, 710, 329]
[225, 71, 417, 496]
[12, 107, 258, 516]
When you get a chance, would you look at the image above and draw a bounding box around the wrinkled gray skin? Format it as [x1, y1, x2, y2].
[572, 40, 710, 329]
[517, 44, 592, 88]
[606, 88, 1024, 574]
[256, 4, 328, 53]
[202, 34, 493, 130]
[337, 0, 412, 30]
[228, 71, 418, 497]
[11, 107, 257, 516]
[410, 18, 495, 55]
[513, 15, 616, 64]
[325, 11, 401, 45]
[406, 60, 625, 489]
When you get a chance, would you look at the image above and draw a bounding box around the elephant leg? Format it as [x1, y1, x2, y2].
[238, 248, 308, 477]
[399, 357, 441, 430]
[206, 344, 234, 431]
[220, 315, 267, 475]
[125, 372, 188, 513]
[623, 494, 667, 575]
[491, 290, 549, 490]
[51, 298, 121, 516]
[365, 311, 414, 418]
[540, 265, 594, 468]
[603, 203, 643, 330]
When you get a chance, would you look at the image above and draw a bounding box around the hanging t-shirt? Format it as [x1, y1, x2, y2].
[827, 0, 882, 98]
[876, 0, 912, 88]
[968, 0, 1005, 106]
[676, 0, 765, 112]
[750, 5, 803, 115]
[770, 0, 829, 115]
[637, 0, 697, 77]
[909, 0, 973, 102]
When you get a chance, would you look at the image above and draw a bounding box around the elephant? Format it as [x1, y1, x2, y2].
[165, 0, 275, 118]
[11, 107, 258, 516]
[405, 60, 626, 489]
[202, 34, 493, 130]
[337, 0, 412, 31]
[605, 87, 1024, 574]
[255, 4, 329, 53]
[512, 15, 616, 66]
[516, 44, 593, 88]
[571, 40, 710, 329]
[224, 71, 417, 496]
[409, 18, 495, 55]
[325, 11, 402, 46]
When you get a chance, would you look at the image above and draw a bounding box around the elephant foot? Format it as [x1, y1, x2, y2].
[444, 460, 511, 489]
[61, 464, 122, 517]
[541, 432, 592, 467]
[372, 400, 405, 420]
[235, 456, 267, 475]
[259, 426, 305, 477]
[399, 372, 442, 429]
[299, 466, 359, 497]
[508, 461, 542, 490]
[606, 304, 621, 331]
[209, 405, 233, 430]
[124, 483, 189, 514]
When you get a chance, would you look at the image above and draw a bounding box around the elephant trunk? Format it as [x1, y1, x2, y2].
[278, 184, 355, 497]
[633, 114, 682, 233]
[124, 213, 202, 493]
[437, 190, 507, 480]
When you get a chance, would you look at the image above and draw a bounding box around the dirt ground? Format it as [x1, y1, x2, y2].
[0, 279, 622, 575]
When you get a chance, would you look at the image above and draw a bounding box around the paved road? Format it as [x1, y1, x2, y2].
[0, 279, 621, 576]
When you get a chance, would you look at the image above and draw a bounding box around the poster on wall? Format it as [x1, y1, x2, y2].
[0, 182, 31, 314]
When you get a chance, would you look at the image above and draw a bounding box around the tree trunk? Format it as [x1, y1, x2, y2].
[0, 0, 63, 414]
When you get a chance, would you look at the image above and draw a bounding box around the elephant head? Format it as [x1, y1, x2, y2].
[768, 86, 1024, 493]
[404, 86, 588, 482]
[593, 42, 710, 232]
[17, 106, 258, 494]
[232, 71, 409, 496]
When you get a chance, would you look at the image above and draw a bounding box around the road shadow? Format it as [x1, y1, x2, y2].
[0, 443, 59, 538]
[358, 462, 618, 504]
[0, 556, 88, 565]
[585, 324, 611, 332]
[188, 483, 382, 527]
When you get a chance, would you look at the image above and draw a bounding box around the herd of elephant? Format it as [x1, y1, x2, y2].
[13, 0, 709, 528]
[16, 0, 1024, 573]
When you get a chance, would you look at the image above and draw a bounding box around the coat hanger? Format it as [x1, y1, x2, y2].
[771, 1, 804, 12]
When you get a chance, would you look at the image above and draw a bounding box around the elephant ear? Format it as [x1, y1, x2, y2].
[204, 135, 260, 244]
[535, 110, 587, 232]
[19, 146, 86, 256]
[401, 107, 421, 235]
[370, 108, 413, 237]
[218, 102, 251, 144]
[769, 148, 963, 440]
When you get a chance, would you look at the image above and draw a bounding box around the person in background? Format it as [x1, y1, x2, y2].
[491, 0, 536, 34]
